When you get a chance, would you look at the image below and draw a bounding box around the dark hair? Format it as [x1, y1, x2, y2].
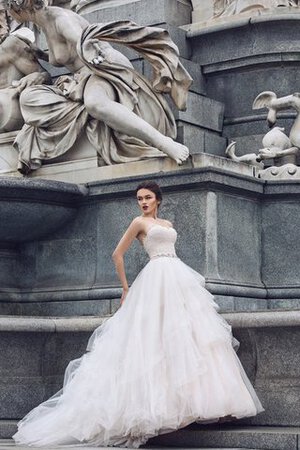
[135, 180, 163, 203]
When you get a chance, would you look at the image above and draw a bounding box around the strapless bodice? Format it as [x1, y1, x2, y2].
[143, 224, 177, 259]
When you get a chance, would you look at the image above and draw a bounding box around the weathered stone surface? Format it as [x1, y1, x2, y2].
[0, 424, 17, 440]
[177, 123, 226, 156]
[262, 199, 300, 296]
[150, 424, 299, 450]
[81, 0, 192, 26]
[172, 92, 224, 132]
[16, 299, 113, 317]
[190, 17, 300, 66]
[216, 192, 261, 285]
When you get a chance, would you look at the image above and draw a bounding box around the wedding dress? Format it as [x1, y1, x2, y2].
[13, 224, 263, 448]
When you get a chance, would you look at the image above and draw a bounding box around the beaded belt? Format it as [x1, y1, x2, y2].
[151, 253, 178, 260]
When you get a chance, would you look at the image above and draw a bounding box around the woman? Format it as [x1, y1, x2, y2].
[14, 181, 263, 448]
[6, 0, 191, 173]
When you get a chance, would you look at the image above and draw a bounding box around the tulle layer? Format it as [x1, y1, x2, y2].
[14, 257, 263, 448]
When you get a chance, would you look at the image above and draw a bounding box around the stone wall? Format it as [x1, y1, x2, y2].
[1, 162, 300, 315]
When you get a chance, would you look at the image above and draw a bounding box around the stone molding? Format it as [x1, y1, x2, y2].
[186, 10, 300, 37]
[1, 310, 299, 332]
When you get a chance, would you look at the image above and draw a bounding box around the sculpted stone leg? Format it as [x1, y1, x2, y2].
[14, 84, 88, 173]
[83, 76, 189, 164]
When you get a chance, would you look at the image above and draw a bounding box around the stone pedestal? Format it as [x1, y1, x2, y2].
[0, 157, 299, 316]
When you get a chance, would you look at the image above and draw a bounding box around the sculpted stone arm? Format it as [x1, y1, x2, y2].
[55, 14, 118, 67]
[13, 70, 51, 93]
[1, 35, 51, 90]
[79, 21, 193, 110]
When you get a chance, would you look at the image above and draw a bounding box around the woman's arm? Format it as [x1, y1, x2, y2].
[112, 218, 143, 304]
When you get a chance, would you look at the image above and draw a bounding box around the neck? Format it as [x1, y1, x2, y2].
[142, 213, 158, 219]
[29, 8, 44, 27]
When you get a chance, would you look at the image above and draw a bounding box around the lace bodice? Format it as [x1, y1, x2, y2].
[143, 224, 177, 259]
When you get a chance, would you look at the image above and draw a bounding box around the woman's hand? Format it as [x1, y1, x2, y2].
[82, 38, 106, 66]
[120, 288, 129, 306]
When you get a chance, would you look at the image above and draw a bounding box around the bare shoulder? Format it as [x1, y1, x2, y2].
[131, 216, 146, 231]
[54, 7, 88, 30]
[54, 12, 74, 31]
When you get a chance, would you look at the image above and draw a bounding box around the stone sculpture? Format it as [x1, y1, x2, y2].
[226, 91, 300, 178]
[0, 12, 49, 133]
[192, 0, 298, 23]
[225, 141, 263, 167]
[6, 0, 192, 174]
[217, 0, 297, 16]
[70, 0, 138, 14]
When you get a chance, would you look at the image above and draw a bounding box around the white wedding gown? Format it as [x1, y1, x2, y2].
[14, 224, 263, 448]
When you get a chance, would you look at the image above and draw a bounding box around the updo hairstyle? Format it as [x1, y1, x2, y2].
[135, 181, 163, 206]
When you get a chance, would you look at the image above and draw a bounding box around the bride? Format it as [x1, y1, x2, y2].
[13, 180, 263, 448]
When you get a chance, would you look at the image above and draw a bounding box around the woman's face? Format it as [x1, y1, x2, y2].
[136, 188, 159, 217]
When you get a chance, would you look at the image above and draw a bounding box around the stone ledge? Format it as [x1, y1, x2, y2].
[223, 310, 300, 329]
[150, 425, 300, 450]
[84, 156, 263, 196]
[0, 422, 299, 449]
[0, 435, 255, 450]
[1, 310, 300, 333]
[0, 316, 107, 333]
[186, 10, 300, 38]
[22, 154, 261, 187]
[202, 53, 300, 75]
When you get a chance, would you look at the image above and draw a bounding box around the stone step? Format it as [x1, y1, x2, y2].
[1, 421, 299, 450]
[149, 425, 300, 450]
[0, 441, 254, 450]
[0, 422, 17, 440]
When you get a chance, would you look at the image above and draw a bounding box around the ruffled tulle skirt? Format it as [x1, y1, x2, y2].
[13, 257, 263, 447]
